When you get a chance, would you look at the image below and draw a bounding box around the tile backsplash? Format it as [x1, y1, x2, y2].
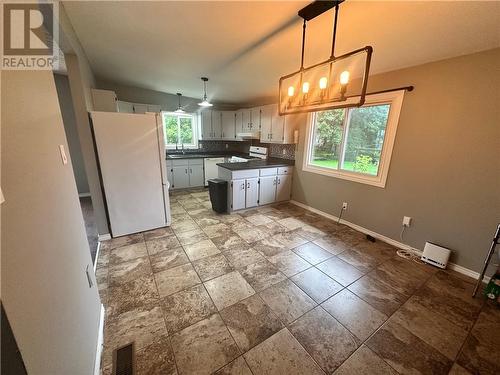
[199, 140, 296, 160]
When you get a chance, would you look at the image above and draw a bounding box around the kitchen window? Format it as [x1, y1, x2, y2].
[303, 90, 405, 187]
[162, 112, 198, 149]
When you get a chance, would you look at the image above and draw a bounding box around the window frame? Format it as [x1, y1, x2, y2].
[302, 90, 405, 188]
[162, 111, 199, 149]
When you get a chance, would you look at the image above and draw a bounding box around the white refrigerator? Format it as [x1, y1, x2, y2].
[90, 111, 171, 237]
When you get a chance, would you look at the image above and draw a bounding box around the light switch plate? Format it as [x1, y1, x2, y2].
[59, 145, 68, 165]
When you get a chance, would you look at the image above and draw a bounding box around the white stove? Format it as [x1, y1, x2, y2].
[227, 146, 268, 163]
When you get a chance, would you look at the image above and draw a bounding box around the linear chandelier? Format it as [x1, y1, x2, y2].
[279, 0, 372, 115]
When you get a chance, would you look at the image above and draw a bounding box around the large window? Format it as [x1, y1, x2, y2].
[162, 112, 198, 149]
[303, 90, 405, 187]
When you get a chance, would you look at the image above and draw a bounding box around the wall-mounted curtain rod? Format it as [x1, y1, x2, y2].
[344, 85, 414, 100]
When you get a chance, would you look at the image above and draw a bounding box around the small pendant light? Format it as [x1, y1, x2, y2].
[174, 93, 185, 113]
[198, 77, 213, 107]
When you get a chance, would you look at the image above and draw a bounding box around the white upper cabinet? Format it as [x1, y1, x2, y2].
[91, 89, 117, 112]
[147, 104, 161, 113]
[117, 101, 134, 113]
[221, 111, 236, 140]
[241, 109, 252, 132]
[212, 111, 222, 139]
[200, 110, 212, 140]
[260, 105, 273, 142]
[271, 105, 285, 143]
[133, 103, 148, 114]
[250, 107, 261, 131]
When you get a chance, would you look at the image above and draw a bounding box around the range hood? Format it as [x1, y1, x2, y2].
[237, 131, 260, 139]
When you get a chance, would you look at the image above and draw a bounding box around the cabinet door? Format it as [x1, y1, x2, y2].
[245, 177, 259, 208]
[221, 111, 236, 140]
[276, 174, 292, 201]
[235, 110, 244, 133]
[91, 89, 117, 112]
[250, 107, 261, 131]
[200, 110, 212, 140]
[241, 110, 252, 132]
[117, 101, 134, 113]
[189, 164, 204, 187]
[259, 176, 277, 205]
[260, 105, 273, 142]
[211, 111, 222, 139]
[147, 104, 161, 113]
[166, 165, 174, 188]
[232, 180, 246, 211]
[271, 106, 285, 143]
[172, 166, 189, 189]
[133, 103, 148, 114]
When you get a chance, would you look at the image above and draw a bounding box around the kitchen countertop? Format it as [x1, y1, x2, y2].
[216, 157, 294, 170]
[166, 151, 249, 160]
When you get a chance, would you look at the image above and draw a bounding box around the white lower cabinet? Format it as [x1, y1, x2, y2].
[188, 164, 204, 187]
[172, 166, 189, 189]
[231, 180, 247, 211]
[276, 174, 292, 201]
[245, 178, 259, 208]
[259, 175, 277, 205]
[170, 158, 205, 189]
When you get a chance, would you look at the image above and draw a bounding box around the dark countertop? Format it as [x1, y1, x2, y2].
[166, 151, 249, 160]
[217, 157, 295, 170]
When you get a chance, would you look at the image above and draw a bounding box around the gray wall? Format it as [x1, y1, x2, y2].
[292, 48, 500, 272]
[2, 70, 101, 374]
[54, 73, 90, 194]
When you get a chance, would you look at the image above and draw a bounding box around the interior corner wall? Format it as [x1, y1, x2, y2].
[66, 54, 109, 236]
[292, 48, 500, 273]
[1, 70, 101, 374]
[54, 73, 90, 194]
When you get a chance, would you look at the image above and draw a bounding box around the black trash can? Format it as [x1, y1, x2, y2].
[208, 179, 228, 213]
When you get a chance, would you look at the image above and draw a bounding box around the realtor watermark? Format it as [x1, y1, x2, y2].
[2, 1, 60, 70]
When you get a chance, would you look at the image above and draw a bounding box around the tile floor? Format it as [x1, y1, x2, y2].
[97, 188, 499, 375]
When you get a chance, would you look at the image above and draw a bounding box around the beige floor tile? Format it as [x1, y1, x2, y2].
[149, 246, 189, 273]
[108, 256, 152, 287]
[239, 259, 287, 292]
[155, 263, 201, 297]
[176, 228, 208, 246]
[135, 335, 177, 375]
[333, 345, 398, 375]
[291, 267, 343, 303]
[192, 253, 234, 281]
[316, 256, 364, 286]
[146, 236, 181, 255]
[223, 247, 264, 269]
[183, 239, 220, 261]
[292, 242, 334, 264]
[204, 271, 255, 310]
[214, 356, 252, 375]
[266, 250, 311, 277]
[109, 242, 148, 265]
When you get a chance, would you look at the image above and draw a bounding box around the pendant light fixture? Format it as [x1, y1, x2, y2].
[279, 0, 373, 115]
[198, 77, 213, 107]
[174, 93, 185, 113]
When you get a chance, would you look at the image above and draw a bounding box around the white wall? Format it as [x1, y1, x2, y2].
[1, 70, 102, 374]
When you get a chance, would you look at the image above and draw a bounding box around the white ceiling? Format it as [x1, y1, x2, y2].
[63, 1, 500, 105]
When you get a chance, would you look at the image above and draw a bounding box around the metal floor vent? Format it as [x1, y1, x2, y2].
[113, 342, 135, 375]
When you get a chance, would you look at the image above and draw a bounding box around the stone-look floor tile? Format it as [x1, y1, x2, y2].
[176, 228, 208, 246]
[102, 305, 167, 368]
[291, 267, 343, 303]
[245, 214, 274, 226]
[195, 216, 222, 228]
[192, 253, 234, 281]
[214, 356, 252, 375]
[348, 275, 407, 315]
[170, 204, 187, 215]
[171, 314, 240, 375]
[149, 246, 189, 273]
[259, 279, 316, 324]
[223, 247, 265, 269]
[183, 239, 221, 261]
[162, 284, 217, 334]
[243, 328, 324, 375]
[204, 271, 255, 310]
[146, 236, 181, 255]
[293, 224, 326, 241]
[108, 256, 152, 287]
[239, 208, 261, 218]
[322, 289, 387, 342]
[212, 234, 249, 252]
[311, 219, 344, 234]
[220, 294, 284, 352]
[296, 211, 323, 224]
[266, 250, 311, 277]
[292, 242, 334, 265]
[155, 263, 201, 297]
[457, 303, 500, 374]
[172, 218, 200, 233]
[253, 237, 287, 257]
[366, 320, 453, 375]
[234, 227, 269, 243]
[96, 249, 110, 269]
[337, 248, 380, 273]
[289, 306, 358, 373]
[368, 256, 435, 297]
[313, 235, 352, 255]
[217, 213, 244, 224]
[277, 217, 307, 231]
[106, 274, 160, 318]
[109, 242, 148, 265]
[337, 226, 366, 246]
[391, 299, 469, 360]
[262, 208, 291, 221]
[143, 227, 175, 241]
[96, 266, 109, 290]
[333, 345, 399, 375]
[203, 223, 233, 238]
[448, 363, 473, 375]
[228, 219, 254, 232]
[100, 233, 144, 251]
[273, 231, 309, 249]
[257, 221, 287, 237]
[135, 335, 177, 375]
[316, 256, 364, 286]
[239, 259, 287, 292]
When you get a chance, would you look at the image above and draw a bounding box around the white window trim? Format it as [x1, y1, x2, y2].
[302, 89, 405, 188]
[162, 112, 199, 149]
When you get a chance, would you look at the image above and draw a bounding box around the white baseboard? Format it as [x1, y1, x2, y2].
[98, 233, 111, 241]
[93, 304, 105, 375]
[290, 200, 486, 283]
[79, 192, 91, 198]
[93, 241, 101, 273]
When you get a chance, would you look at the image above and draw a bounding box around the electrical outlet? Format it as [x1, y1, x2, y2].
[402, 216, 412, 227]
[342, 202, 348, 210]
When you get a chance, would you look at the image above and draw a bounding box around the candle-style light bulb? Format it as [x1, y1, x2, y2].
[319, 77, 328, 89]
[302, 82, 310, 94]
[287, 86, 295, 97]
[340, 71, 350, 85]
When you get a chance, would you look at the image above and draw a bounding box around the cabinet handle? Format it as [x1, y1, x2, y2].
[190, 168, 192, 173]
[241, 183, 245, 190]
[185, 169, 188, 174]
[278, 178, 281, 184]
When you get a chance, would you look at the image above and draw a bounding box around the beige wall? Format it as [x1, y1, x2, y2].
[2, 70, 101, 374]
[293, 48, 500, 272]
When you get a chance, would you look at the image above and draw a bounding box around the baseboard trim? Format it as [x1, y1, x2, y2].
[93, 241, 101, 273]
[78, 192, 91, 198]
[93, 304, 105, 375]
[290, 200, 485, 282]
[98, 233, 111, 241]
